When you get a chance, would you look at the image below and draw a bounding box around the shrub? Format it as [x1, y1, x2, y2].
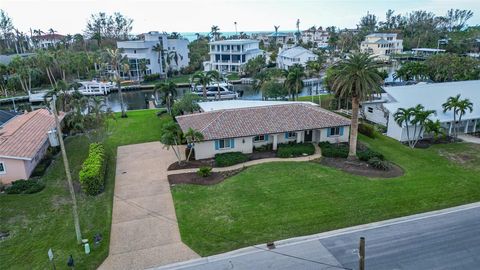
[197, 166, 212, 177]
[79, 143, 106, 195]
[357, 149, 384, 161]
[5, 179, 45, 194]
[143, 73, 161, 82]
[358, 123, 376, 138]
[253, 144, 273, 152]
[215, 152, 249, 167]
[277, 143, 315, 158]
[319, 142, 349, 158]
[368, 157, 391, 171]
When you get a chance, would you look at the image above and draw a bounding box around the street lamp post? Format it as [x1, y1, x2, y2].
[50, 95, 82, 244]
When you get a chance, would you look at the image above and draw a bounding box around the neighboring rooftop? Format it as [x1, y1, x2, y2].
[176, 103, 351, 141]
[0, 110, 20, 126]
[279, 46, 316, 58]
[209, 39, 259, 45]
[383, 80, 480, 122]
[366, 33, 398, 38]
[0, 109, 60, 160]
[198, 100, 317, 112]
[412, 48, 446, 53]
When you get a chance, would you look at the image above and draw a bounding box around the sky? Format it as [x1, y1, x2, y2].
[2, 0, 480, 35]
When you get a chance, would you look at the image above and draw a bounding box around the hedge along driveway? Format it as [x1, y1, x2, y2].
[0, 110, 173, 270]
[171, 135, 480, 256]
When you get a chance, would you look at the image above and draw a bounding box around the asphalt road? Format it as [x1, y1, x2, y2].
[154, 204, 480, 270]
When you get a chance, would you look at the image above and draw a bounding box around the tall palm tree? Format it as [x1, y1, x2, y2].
[274, 25, 280, 44]
[442, 94, 473, 138]
[192, 71, 214, 100]
[210, 25, 220, 41]
[208, 70, 223, 100]
[306, 60, 323, 97]
[165, 51, 183, 78]
[410, 105, 435, 147]
[184, 128, 204, 162]
[154, 81, 177, 113]
[106, 48, 128, 118]
[331, 53, 382, 159]
[284, 64, 305, 100]
[152, 43, 165, 78]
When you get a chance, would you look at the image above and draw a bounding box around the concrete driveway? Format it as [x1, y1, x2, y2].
[98, 142, 199, 270]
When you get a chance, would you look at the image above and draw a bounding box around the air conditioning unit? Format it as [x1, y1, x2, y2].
[47, 129, 59, 147]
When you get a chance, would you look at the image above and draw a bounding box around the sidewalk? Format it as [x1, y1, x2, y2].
[167, 143, 322, 175]
[458, 134, 480, 144]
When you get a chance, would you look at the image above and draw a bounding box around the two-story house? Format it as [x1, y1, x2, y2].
[116, 31, 189, 80]
[277, 46, 318, 70]
[204, 39, 264, 73]
[360, 33, 403, 60]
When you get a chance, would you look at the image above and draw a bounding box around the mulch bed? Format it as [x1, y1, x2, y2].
[413, 137, 458, 149]
[167, 151, 277, 171]
[319, 157, 404, 178]
[168, 169, 243, 186]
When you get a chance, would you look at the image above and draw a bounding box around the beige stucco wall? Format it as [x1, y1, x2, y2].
[194, 136, 254, 160]
[0, 158, 29, 184]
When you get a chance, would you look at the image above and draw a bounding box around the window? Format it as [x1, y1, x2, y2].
[134, 50, 136, 53]
[286, 132, 297, 139]
[329, 127, 341, 136]
[254, 135, 266, 142]
[218, 139, 232, 149]
[0, 162, 5, 174]
[367, 107, 374, 113]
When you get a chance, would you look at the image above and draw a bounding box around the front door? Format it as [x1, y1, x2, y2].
[304, 130, 313, 142]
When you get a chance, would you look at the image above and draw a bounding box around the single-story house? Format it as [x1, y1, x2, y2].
[361, 80, 480, 141]
[0, 109, 61, 184]
[176, 103, 351, 160]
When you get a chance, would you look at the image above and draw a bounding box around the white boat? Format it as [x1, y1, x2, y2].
[191, 82, 238, 100]
[74, 81, 113, 96]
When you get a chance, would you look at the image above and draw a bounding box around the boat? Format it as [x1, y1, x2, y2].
[191, 82, 238, 100]
[74, 80, 113, 96]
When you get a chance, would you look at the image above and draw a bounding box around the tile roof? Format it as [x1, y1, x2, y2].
[176, 103, 351, 141]
[0, 109, 61, 160]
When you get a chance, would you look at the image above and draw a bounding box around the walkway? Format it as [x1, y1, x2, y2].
[458, 134, 480, 144]
[167, 144, 322, 175]
[98, 142, 199, 270]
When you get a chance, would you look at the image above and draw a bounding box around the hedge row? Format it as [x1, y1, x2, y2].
[277, 143, 315, 158]
[79, 143, 106, 195]
[215, 152, 249, 167]
[319, 142, 349, 158]
[5, 179, 45, 194]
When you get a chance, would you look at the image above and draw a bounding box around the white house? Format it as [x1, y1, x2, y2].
[361, 33, 403, 60]
[277, 46, 318, 70]
[117, 31, 189, 79]
[32, 34, 65, 49]
[363, 81, 480, 141]
[301, 26, 330, 48]
[204, 39, 263, 73]
[176, 102, 351, 160]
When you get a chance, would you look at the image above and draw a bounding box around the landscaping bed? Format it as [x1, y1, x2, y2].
[413, 136, 457, 149]
[318, 157, 403, 178]
[168, 168, 243, 186]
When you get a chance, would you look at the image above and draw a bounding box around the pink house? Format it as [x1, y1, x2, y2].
[0, 109, 60, 184]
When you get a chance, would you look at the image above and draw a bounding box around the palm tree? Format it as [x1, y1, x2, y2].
[160, 122, 184, 165]
[274, 25, 280, 44]
[210, 25, 220, 41]
[152, 43, 165, 78]
[184, 128, 204, 162]
[106, 48, 128, 118]
[192, 71, 214, 100]
[165, 51, 183, 78]
[284, 64, 305, 100]
[394, 107, 416, 148]
[44, 80, 70, 112]
[424, 119, 444, 143]
[154, 81, 177, 113]
[306, 60, 323, 100]
[331, 53, 382, 158]
[208, 70, 223, 100]
[410, 105, 435, 147]
[442, 94, 473, 138]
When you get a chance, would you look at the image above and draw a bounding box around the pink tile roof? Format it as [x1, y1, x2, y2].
[176, 103, 351, 141]
[0, 109, 60, 160]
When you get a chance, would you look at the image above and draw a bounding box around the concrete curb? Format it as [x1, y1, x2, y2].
[150, 201, 480, 269]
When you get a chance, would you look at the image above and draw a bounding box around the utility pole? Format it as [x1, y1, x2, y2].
[51, 95, 82, 244]
[359, 237, 365, 270]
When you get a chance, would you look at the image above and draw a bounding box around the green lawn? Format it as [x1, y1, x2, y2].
[295, 94, 334, 109]
[0, 109, 171, 270]
[171, 135, 480, 256]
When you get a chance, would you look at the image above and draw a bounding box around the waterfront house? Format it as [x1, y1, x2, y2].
[117, 31, 189, 79]
[0, 109, 61, 184]
[31, 34, 66, 49]
[204, 39, 264, 73]
[361, 80, 480, 141]
[277, 46, 318, 70]
[361, 33, 403, 60]
[176, 103, 351, 160]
